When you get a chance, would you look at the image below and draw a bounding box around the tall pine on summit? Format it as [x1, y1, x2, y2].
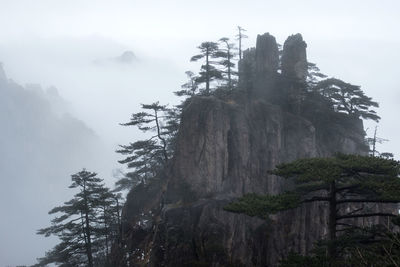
[190, 42, 222, 95]
[217, 37, 238, 90]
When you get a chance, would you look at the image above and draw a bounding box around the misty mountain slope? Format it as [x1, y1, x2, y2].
[0, 64, 106, 266]
[0, 65, 98, 180]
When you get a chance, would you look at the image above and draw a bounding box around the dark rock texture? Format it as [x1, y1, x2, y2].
[116, 96, 367, 266]
[114, 33, 369, 266]
[255, 33, 279, 75]
[167, 97, 317, 200]
[281, 34, 308, 80]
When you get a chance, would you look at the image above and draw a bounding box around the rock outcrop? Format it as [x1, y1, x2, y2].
[114, 33, 369, 266]
[242, 33, 280, 100]
[166, 97, 317, 200]
[281, 34, 308, 80]
[241, 33, 308, 104]
[255, 33, 279, 75]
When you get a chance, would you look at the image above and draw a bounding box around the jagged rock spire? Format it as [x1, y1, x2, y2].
[241, 48, 256, 69]
[255, 33, 279, 75]
[281, 33, 308, 80]
[238, 48, 256, 89]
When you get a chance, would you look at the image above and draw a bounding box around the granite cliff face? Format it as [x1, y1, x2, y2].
[281, 34, 308, 80]
[114, 33, 368, 266]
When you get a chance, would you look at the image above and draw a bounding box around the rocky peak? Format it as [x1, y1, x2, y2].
[116, 50, 137, 63]
[281, 33, 308, 80]
[239, 33, 280, 100]
[238, 48, 256, 89]
[255, 33, 279, 75]
[239, 47, 256, 72]
[115, 32, 369, 267]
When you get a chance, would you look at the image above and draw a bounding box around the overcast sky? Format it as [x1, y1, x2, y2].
[0, 0, 399, 265]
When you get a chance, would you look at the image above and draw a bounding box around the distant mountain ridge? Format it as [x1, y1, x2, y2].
[0, 63, 103, 266]
[93, 50, 137, 65]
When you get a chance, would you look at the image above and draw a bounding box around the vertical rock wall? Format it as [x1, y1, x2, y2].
[255, 33, 279, 75]
[281, 34, 308, 80]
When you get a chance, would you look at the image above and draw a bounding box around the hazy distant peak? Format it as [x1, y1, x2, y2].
[93, 50, 138, 66]
[115, 50, 137, 63]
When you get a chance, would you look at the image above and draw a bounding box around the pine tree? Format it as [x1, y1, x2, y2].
[94, 187, 123, 266]
[216, 37, 238, 90]
[312, 78, 380, 121]
[36, 170, 112, 267]
[116, 102, 179, 191]
[190, 42, 223, 95]
[225, 154, 400, 261]
[174, 71, 199, 97]
[236, 26, 248, 61]
[366, 125, 392, 157]
[306, 62, 327, 86]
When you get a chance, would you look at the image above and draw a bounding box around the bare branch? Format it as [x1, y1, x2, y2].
[337, 199, 400, 204]
[337, 213, 397, 220]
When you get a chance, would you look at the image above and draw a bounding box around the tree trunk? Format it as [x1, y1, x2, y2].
[83, 182, 94, 267]
[228, 49, 232, 89]
[104, 206, 109, 256]
[238, 31, 242, 60]
[206, 47, 210, 94]
[154, 109, 169, 162]
[116, 197, 122, 245]
[328, 181, 337, 262]
[84, 210, 93, 267]
[372, 126, 377, 157]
